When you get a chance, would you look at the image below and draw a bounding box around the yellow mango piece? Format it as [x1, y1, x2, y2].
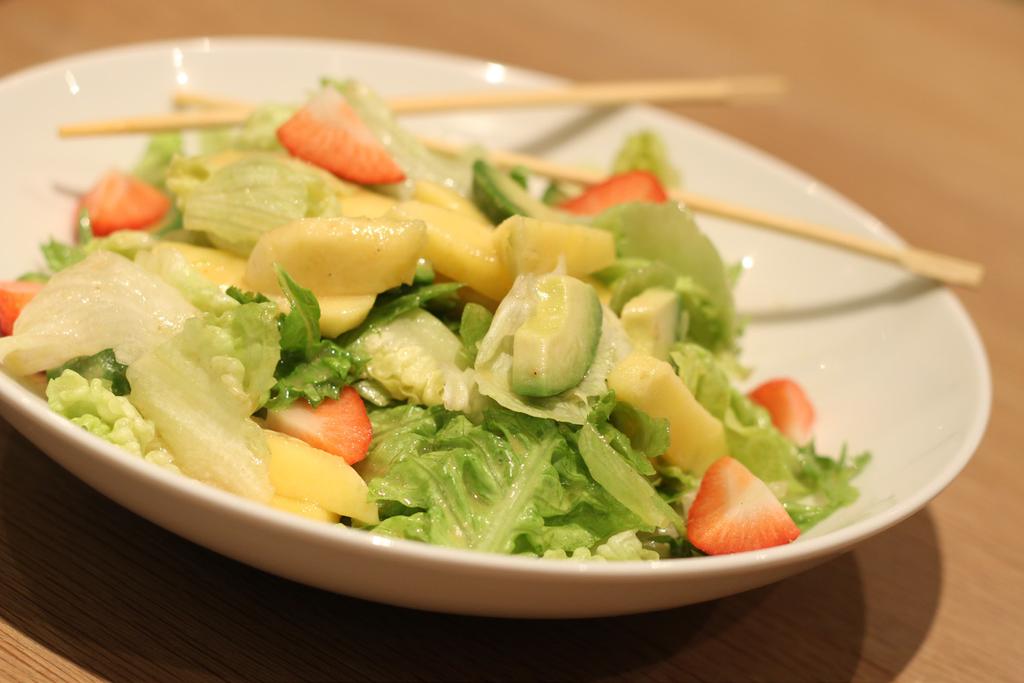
[339, 191, 398, 218]
[393, 201, 513, 301]
[414, 180, 489, 223]
[607, 353, 729, 475]
[268, 294, 375, 338]
[151, 242, 247, 288]
[269, 495, 341, 523]
[265, 430, 378, 524]
[493, 215, 616, 277]
[245, 216, 426, 296]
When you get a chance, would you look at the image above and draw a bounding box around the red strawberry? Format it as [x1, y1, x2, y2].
[0, 280, 43, 336]
[79, 170, 171, 237]
[559, 170, 668, 215]
[687, 456, 800, 555]
[264, 387, 373, 465]
[748, 378, 816, 444]
[277, 89, 405, 185]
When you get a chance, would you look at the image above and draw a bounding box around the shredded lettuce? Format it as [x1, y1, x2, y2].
[474, 274, 631, 425]
[0, 251, 197, 376]
[612, 130, 681, 187]
[46, 369, 177, 472]
[126, 302, 281, 501]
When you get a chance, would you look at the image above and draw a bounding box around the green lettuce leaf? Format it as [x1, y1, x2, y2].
[133, 132, 183, 190]
[264, 269, 362, 410]
[612, 130, 681, 187]
[198, 104, 296, 154]
[38, 228, 157, 276]
[457, 302, 493, 366]
[577, 424, 683, 533]
[593, 203, 735, 351]
[46, 349, 129, 396]
[669, 341, 731, 419]
[46, 369, 177, 471]
[126, 302, 281, 500]
[168, 154, 345, 256]
[542, 530, 661, 561]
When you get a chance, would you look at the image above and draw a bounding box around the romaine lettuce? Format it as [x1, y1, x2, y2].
[47, 369, 177, 472]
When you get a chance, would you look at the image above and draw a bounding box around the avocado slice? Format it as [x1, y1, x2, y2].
[471, 159, 574, 225]
[620, 288, 680, 360]
[511, 275, 603, 397]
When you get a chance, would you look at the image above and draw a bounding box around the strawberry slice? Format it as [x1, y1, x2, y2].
[559, 170, 668, 215]
[277, 89, 405, 185]
[687, 456, 800, 555]
[264, 387, 373, 465]
[79, 170, 171, 237]
[0, 280, 43, 336]
[748, 378, 815, 444]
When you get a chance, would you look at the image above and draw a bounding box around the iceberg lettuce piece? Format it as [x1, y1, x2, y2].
[327, 79, 475, 196]
[168, 154, 347, 256]
[669, 341, 731, 419]
[594, 203, 736, 351]
[612, 130, 681, 187]
[126, 302, 281, 501]
[474, 273, 631, 425]
[46, 349, 129, 396]
[0, 251, 197, 376]
[350, 308, 475, 413]
[46, 370, 177, 472]
[135, 247, 239, 314]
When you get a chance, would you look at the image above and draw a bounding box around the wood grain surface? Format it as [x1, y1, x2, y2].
[1, 1, 1021, 681]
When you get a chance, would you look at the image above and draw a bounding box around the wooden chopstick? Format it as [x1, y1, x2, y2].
[419, 138, 983, 287]
[58, 76, 784, 138]
[56, 95, 984, 288]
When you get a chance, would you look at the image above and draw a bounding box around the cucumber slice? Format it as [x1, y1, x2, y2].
[471, 160, 573, 225]
[511, 275, 603, 397]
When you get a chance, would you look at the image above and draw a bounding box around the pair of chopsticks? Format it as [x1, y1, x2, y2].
[57, 77, 984, 287]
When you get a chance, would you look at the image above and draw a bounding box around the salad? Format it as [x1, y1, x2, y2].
[0, 80, 867, 560]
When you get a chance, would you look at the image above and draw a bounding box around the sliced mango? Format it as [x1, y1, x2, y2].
[151, 242, 247, 288]
[393, 200, 513, 301]
[493, 216, 616, 277]
[339, 191, 398, 219]
[607, 353, 728, 475]
[269, 495, 341, 523]
[265, 429, 378, 524]
[414, 180, 489, 223]
[245, 216, 426, 296]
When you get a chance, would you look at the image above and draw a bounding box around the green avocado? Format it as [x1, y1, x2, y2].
[620, 287, 680, 360]
[511, 275, 603, 397]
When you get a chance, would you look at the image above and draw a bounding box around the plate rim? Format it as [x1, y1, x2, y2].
[0, 35, 993, 580]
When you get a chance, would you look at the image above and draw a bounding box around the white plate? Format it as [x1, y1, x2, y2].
[0, 37, 991, 618]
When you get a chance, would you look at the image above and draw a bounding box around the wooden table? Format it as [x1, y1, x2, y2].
[1, 1, 1021, 680]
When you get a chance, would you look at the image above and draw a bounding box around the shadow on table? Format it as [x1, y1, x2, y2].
[0, 433, 942, 683]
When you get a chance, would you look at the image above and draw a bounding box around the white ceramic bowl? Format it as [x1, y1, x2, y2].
[0, 37, 990, 618]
